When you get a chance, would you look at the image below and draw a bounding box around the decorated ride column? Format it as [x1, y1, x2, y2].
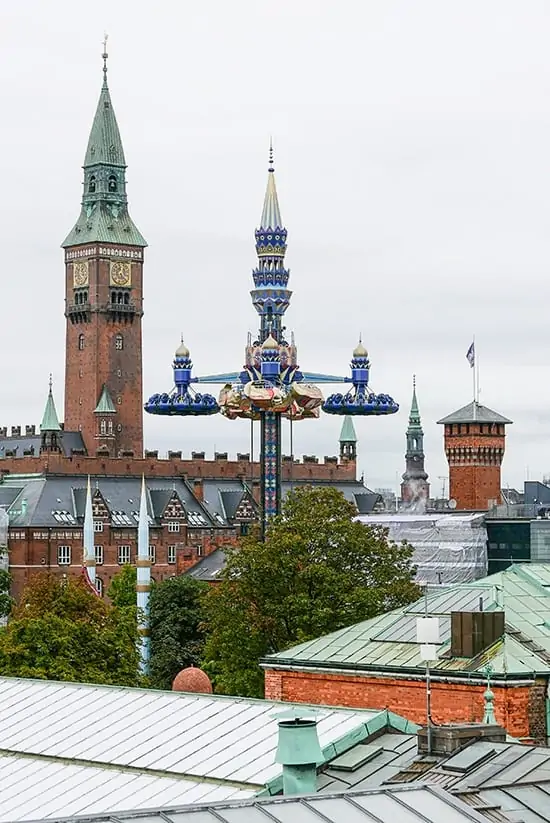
[259, 335, 283, 528]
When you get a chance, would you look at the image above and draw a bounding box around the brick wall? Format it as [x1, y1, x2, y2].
[0, 453, 357, 482]
[264, 669, 544, 741]
[8, 524, 231, 600]
[64, 244, 144, 458]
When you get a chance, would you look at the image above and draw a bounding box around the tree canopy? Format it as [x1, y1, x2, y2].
[108, 564, 137, 610]
[149, 575, 208, 690]
[0, 573, 140, 685]
[202, 486, 419, 697]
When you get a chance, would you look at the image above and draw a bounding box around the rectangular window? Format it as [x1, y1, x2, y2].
[149, 545, 156, 565]
[94, 521, 104, 533]
[95, 578, 103, 597]
[168, 545, 177, 564]
[196, 545, 203, 557]
[118, 545, 131, 565]
[167, 522, 180, 533]
[95, 546, 104, 565]
[57, 545, 71, 565]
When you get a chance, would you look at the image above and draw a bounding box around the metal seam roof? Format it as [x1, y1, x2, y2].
[263, 564, 550, 676]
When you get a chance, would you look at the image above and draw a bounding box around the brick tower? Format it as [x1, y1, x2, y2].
[62, 44, 147, 457]
[437, 402, 512, 510]
[401, 376, 429, 504]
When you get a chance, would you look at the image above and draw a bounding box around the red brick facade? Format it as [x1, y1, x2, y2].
[442, 422, 507, 509]
[9, 523, 235, 600]
[264, 669, 546, 742]
[0, 452, 356, 484]
[64, 244, 145, 458]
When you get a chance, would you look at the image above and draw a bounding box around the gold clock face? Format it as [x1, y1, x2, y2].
[110, 261, 132, 287]
[73, 261, 89, 287]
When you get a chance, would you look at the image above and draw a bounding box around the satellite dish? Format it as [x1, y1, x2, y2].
[448, 499, 457, 509]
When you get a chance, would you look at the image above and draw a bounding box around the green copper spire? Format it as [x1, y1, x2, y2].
[339, 416, 357, 443]
[40, 376, 62, 433]
[62, 42, 147, 248]
[94, 384, 117, 414]
[408, 374, 422, 431]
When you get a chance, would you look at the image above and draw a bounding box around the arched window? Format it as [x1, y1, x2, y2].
[100, 419, 107, 436]
[107, 420, 113, 436]
[95, 578, 103, 596]
[89, 175, 96, 193]
[117, 292, 123, 304]
[111, 291, 116, 304]
[108, 175, 117, 192]
[123, 292, 129, 304]
[78, 333, 84, 350]
[115, 334, 123, 351]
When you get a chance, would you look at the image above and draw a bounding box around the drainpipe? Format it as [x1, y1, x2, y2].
[275, 709, 324, 796]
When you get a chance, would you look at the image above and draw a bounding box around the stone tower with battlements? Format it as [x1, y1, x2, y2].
[62, 46, 147, 458]
[437, 401, 512, 510]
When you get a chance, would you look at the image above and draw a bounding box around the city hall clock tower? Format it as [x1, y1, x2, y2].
[62, 45, 147, 457]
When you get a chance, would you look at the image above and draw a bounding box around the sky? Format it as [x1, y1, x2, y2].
[1, 0, 550, 493]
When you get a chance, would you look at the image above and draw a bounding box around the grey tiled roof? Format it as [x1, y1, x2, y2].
[437, 402, 512, 425]
[185, 548, 227, 581]
[0, 430, 86, 458]
[1, 475, 217, 529]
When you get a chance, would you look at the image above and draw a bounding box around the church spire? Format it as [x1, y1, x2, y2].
[339, 416, 357, 461]
[408, 374, 421, 430]
[401, 376, 429, 505]
[62, 44, 146, 248]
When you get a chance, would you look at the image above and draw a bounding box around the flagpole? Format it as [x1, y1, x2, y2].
[476, 344, 480, 405]
[472, 334, 476, 420]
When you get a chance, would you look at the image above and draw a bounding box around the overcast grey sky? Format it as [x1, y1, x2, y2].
[2, 0, 550, 492]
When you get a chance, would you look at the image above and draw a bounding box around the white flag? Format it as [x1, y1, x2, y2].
[466, 342, 475, 368]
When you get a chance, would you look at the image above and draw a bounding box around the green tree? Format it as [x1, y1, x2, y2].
[0, 573, 140, 685]
[0, 566, 13, 618]
[108, 564, 137, 610]
[202, 486, 420, 697]
[149, 575, 208, 690]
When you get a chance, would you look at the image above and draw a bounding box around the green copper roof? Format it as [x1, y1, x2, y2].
[84, 78, 125, 168]
[94, 385, 116, 414]
[40, 384, 62, 433]
[62, 62, 146, 249]
[263, 564, 550, 678]
[407, 380, 422, 432]
[62, 203, 147, 247]
[339, 416, 357, 443]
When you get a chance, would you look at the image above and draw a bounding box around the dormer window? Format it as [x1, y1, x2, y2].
[89, 175, 96, 193]
[108, 175, 117, 192]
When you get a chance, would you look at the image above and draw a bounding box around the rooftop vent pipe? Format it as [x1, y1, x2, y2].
[275, 708, 323, 796]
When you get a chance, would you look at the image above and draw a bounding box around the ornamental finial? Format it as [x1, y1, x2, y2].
[49, 373, 53, 392]
[102, 32, 109, 85]
[268, 137, 274, 172]
[413, 374, 416, 389]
